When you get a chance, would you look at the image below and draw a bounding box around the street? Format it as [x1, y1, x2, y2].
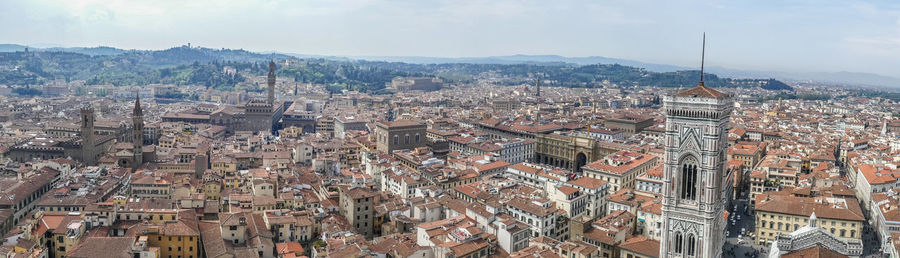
[724, 195, 765, 258]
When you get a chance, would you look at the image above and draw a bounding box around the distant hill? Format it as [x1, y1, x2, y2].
[0, 44, 127, 56]
[0, 44, 28, 52]
[43, 46, 128, 56]
[0, 46, 413, 92]
[348, 54, 899, 89]
[4, 44, 897, 89]
[347, 54, 688, 72]
[0, 44, 790, 92]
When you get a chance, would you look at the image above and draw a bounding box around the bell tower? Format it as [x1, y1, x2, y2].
[267, 61, 276, 105]
[80, 105, 96, 165]
[659, 34, 732, 258]
[132, 93, 144, 169]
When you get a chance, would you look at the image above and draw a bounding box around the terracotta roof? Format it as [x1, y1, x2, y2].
[583, 152, 657, 175]
[756, 195, 864, 222]
[68, 237, 135, 258]
[568, 176, 608, 189]
[475, 160, 511, 172]
[675, 83, 727, 98]
[619, 236, 660, 257]
[558, 186, 579, 195]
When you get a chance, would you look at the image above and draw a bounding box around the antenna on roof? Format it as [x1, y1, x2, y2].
[700, 32, 706, 85]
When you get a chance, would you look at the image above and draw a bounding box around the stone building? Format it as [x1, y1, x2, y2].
[534, 132, 599, 172]
[767, 213, 863, 257]
[659, 83, 732, 258]
[339, 186, 376, 239]
[602, 115, 654, 137]
[114, 95, 149, 169]
[206, 62, 285, 135]
[375, 119, 427, 153]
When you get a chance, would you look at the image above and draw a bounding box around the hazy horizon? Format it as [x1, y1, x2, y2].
[3, 0, 900, 78]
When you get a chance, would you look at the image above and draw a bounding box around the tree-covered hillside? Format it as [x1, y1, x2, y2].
[0, 45, 793, 92]
[361, 61, 793, 90]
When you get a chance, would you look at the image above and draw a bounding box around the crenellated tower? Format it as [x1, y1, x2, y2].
[267, 61, 276, 105]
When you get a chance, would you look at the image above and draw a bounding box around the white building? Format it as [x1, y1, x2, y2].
[767, 213, 863, 257]
[658, 84, 731, 258]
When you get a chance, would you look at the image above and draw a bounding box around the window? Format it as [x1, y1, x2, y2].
[679, 157, 698, 201]
[687, 234, 696, 256]
[393, 135, 398, 145]
[674, 232, 683, 254]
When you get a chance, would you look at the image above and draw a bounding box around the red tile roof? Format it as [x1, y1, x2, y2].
[675, 83, 727, 98]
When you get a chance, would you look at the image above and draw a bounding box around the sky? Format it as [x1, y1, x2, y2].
[2, 0, 900, 78]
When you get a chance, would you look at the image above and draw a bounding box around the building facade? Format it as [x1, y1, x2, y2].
[659, 84, 732, 258]
[375, 120, 427, 153]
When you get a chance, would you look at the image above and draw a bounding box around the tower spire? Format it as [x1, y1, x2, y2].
[699, 32, 706, 86]
[133, 91, 142, 116]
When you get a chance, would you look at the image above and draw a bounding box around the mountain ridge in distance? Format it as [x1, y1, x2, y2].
[2, 44, 897, 89]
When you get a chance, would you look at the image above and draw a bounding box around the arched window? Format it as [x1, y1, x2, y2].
[794, 224, 799, 231]
[840, 229, 846, 237]
[687, 234, 696, 256]
[393, 135, 399, 145]
[679, 156, 699, 201]
[778, 222, 782, 230]
[850, 230, 855, 238]
[674, 232, 683, 254]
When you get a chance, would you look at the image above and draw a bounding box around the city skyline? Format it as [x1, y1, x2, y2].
[3, 0, 900, 78]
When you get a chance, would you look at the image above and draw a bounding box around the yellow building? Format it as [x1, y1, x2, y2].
[131, 219, 200, 258]
[211, 156, 237, 173]
[754, 194, 864, 246]
[132, 170, 175, 199]
[31, 212, 86, 258]
[728, 142, 765, 169]
[202, 181, 222, 200]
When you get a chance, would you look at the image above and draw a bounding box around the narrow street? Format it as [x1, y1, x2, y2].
[724, 194, 765, 258]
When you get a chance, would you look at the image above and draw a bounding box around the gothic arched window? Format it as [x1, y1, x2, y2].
[679, 156, 699, 201]
[674, 232, 683, 254]
[687, 234, 696, 256]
